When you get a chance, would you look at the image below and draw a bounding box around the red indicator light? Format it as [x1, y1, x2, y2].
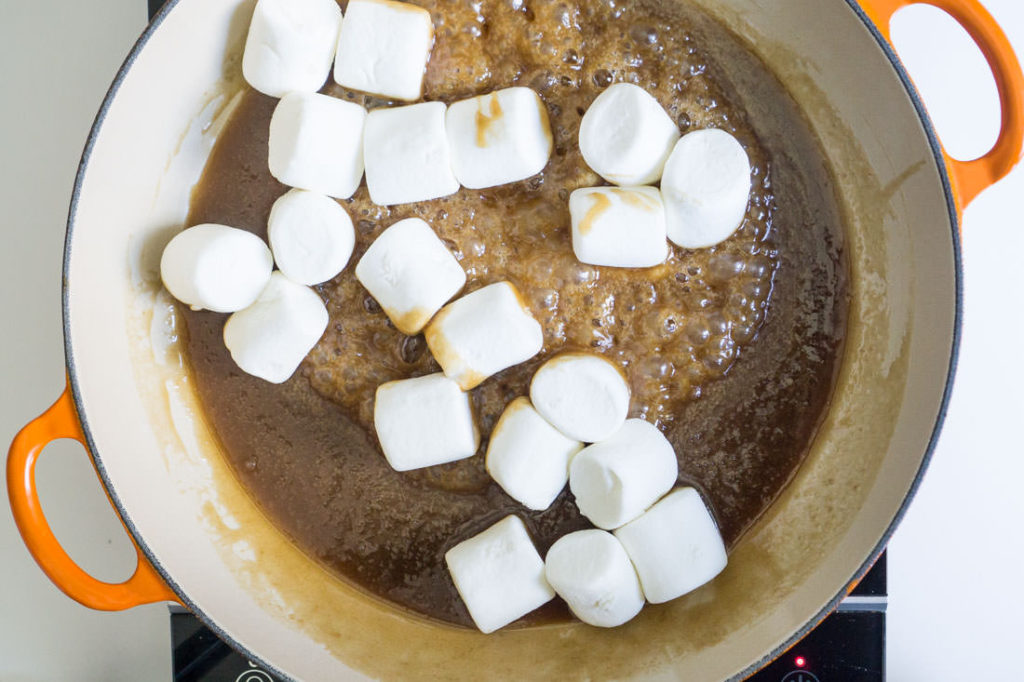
[794, 656, 806, 668]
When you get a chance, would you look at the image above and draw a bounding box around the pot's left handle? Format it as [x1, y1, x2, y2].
[7, 380, 180, 610]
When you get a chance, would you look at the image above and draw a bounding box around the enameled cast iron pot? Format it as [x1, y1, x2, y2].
[8, 0, 1024, 679]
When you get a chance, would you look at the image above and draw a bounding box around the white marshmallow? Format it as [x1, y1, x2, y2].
[160, 224, 273, 314]
[333, 0, 434, 102]
[242, 0, 342, 98]
[569, 419, 678, 530]
[446, 87, 553, 189]
[445, 516, 555, 634]
[268, 92, 366, 199]
[614, 488, 727, 603]
[529, 353, 630, 443]
[569, 186, 668, 268]
[661, 128, 751, 249]
[425, 282, 543, 390]
[486, 397, 584, 511]
[373, 373, 479, 472]
[354, 218, 465, 335]
[579, 83, 680, 186]
[268, 189, 355, 285]
[363, 102, 460, 206]
[544, 530, 645, 628]
[223, 272, 329, 384]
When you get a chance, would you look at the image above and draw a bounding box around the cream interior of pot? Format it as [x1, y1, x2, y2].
[64, 0, 957, 679]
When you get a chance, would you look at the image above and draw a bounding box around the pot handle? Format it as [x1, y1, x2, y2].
[859, 0, 1024, 208]
[7, 380, 179, 610]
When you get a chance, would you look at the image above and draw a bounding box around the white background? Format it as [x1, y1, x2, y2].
[0, 1, 1021, 680]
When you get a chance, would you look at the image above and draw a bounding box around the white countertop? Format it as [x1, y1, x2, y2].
[887, 4, 1024, 679]
[1, 1, 1021, 680]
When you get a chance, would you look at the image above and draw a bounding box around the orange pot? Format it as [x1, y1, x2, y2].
[8, 0, 1023, 679]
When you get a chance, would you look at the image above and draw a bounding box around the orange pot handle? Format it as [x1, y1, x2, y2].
[7, 380, 179, 610]
[859, 0, 1024, 210]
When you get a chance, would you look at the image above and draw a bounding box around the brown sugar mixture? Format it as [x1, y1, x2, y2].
[182, 0, 848, 627]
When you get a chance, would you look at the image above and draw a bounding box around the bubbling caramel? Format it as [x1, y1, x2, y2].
[182, 0, 848, 628]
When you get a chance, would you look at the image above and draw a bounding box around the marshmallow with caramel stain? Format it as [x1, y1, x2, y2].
[425, 282, 544, 390]
[446, 87, 553, 189]
[223, 272, 329, 384]
[373, 373, 479, 472]
[569, 419, 678, 530]
[268, 92, 366, 199]
[242, 0, 342, 98]
[445, 515, 555, 634]
[355, 218, 466, 335]
[486, 397, 584, 511]
[529, 353, 630, 443]
[661, 128, 751, 249]
[544, 529, 645, 628]
[363, 102, 460, 206]
[614, 487, 727, 603]
[333, 0, 434, 102]
[579, 83, 680, 186]
[569, 186, 668, 268]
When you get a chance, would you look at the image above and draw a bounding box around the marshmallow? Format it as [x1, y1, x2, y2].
[486, 398, 584, 511]
[363, 102, 460, 206]
[333, 0, 434, 102]
[445, 516, 555, 634]
[160, 224, 273, 314]
[614, 488, 728, 603]
[241, 0, 342, 98]
[579, 83, 680, 186]
[529, 353, 630, 443]
[373, 373, 479, 472]
[354, 218, 465, 335]
[268, 92, 366, 199]
[268, 189, 355, 286]
[425, 282, 544, 390]
[661, 128, 751, 249]
[223, 272, 329, 383]
[569, 187, 668, 268]
[569, 419, 678, 530]
[544, 530, 645, 628]
[446, 87, 553, 189]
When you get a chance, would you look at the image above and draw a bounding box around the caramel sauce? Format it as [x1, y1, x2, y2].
[182, 0, 848, 628]
[578, 192, 612, 235]
[610, 188, 661, 212]
[387, 304, 434, 336]
[475, 94, 504, 147]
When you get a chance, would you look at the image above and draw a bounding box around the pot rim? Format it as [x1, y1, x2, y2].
[60, 1, 963, 679]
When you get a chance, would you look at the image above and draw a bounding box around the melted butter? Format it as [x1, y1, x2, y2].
[475, 95, 504, 148]
[579, 192, 613, 235]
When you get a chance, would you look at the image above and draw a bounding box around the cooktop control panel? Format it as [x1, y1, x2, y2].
[747, 554, 886, 682]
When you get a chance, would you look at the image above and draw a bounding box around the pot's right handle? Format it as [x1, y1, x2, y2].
[860, 0, 1024, 209]
[7, 382, 179, 610]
